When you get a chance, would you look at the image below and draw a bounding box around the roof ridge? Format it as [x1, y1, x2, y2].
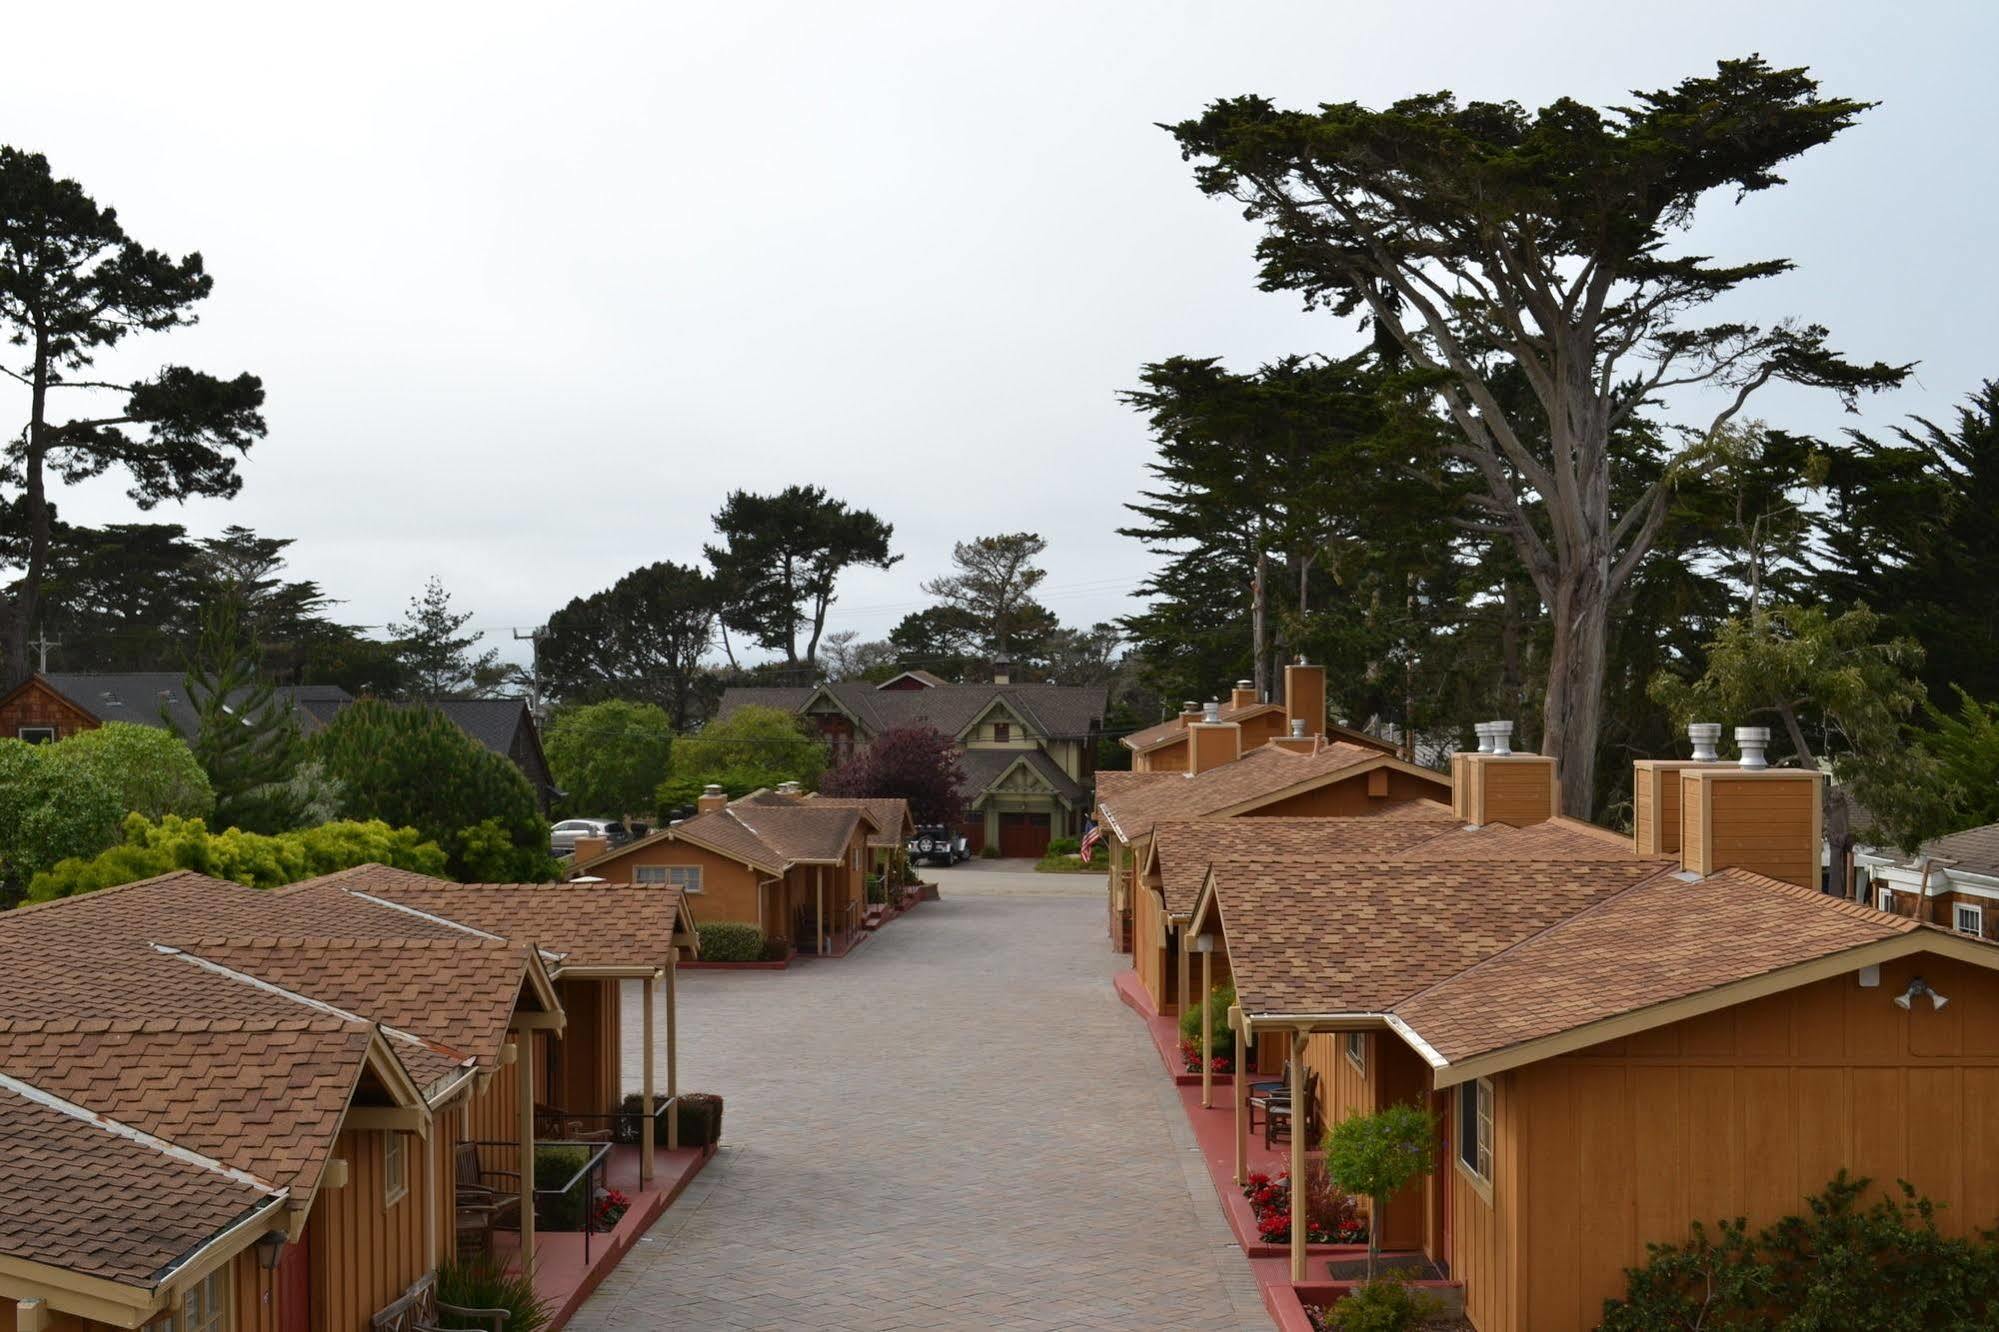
[0, 1013, 355, 1034]
[0, 868, 218, 918]
[0, 1069, 284, 1195]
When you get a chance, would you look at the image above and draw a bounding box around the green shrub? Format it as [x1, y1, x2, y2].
[1327, 1272, 1444, 1332]
[616, 1090, 724, 1147]
[1325, 1103, 1437, 1281]
[978, 844, 1000, 858]
[533, 1144, 594, 1229]
[865, 872, 886, 905]
[434, 1255, 552, 1332]
[46, 723, 215, 822]
[1047, 836, 1080, 855]
[695, 921, 766, 963]
[1601, 1170, 1999, 1330]
[1178, 983, 1238, 1060]
[760, 934, 792, 962]
[26, 812, 449, 902]
[0, 739, 123, 900]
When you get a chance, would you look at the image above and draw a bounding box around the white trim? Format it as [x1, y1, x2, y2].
[1384, 1013, 1449, 1069]
[0, 1069, 281, 1195]
[342, 890, 511, 942]
[383, 1131, 409, 1207]
[1956, 902, 1985, 937]
[1878, 887, 1896, 913]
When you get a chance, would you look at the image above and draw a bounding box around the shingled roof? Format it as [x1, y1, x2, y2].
[720, 679, 1108, 740]
[575, 799, 864, 879]
[956, 746, 1088, 806]
[1147, 811, 1458, 917]
[1097, 741, 1446, 844]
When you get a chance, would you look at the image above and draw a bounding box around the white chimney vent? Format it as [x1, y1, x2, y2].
[1474, 721, 1495, 753]
[1236, 679, 1253, 690]
[1289, 719, 1308, 738]
[1182, 700, 1200, 713]
[1203, 700, 1222, 724]
[1735, 726, 1770, 769]
[1488, 720, 1514, 756]
[1687, 723, 1721, 762]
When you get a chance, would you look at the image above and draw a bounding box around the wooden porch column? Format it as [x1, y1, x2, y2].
[1289, 1028, 1306, 1283]
[1199, 939, 1215, 1109]
[1232, 1009, 1248, 1187]
[514, 1037, 536, 1272]
[640, 974, 656, 1185]
[816, 866, 827, 956]
[666, 948, 681, 1151]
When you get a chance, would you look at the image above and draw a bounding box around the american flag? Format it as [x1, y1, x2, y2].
[1079, 820, 1103, 862]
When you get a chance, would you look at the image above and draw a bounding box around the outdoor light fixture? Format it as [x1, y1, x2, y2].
[254, 1231, 286, 1271]
[1893, 977, 1949, 1011]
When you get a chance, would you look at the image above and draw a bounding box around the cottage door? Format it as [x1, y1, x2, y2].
[277, 1223, 311, 1332]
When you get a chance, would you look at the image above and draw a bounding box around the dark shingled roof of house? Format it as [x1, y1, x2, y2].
[955, 746, 1088, 806]
[44, 672, 351, 737]
[1919, 821, 1999, 879]
[719, 679, 1108, 740]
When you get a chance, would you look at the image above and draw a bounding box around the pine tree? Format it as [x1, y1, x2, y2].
[391, 576, 503, 699]
[175, 599, 301, 833]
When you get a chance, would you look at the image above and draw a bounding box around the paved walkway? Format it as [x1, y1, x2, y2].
[573, 864, 1266, 1331]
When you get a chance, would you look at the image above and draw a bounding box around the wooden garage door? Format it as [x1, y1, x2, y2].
[958, 820, 985, 854]
[998, 811, 1051, 859]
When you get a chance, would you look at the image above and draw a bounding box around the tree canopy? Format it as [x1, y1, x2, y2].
[1167, 58, 1909, 814]
[0, 736, 122, 903]
[818, 725, 967, 825]
[0, 147, 265, 685]
[173, 598, 304, 833]
[656, 704, 825, 811]
[391, 575, 504, 698]
[544, 700, 673, 820]
[539, 561, 720, 728]
[921, 533, 1049, 663]
[43, 722, 214, 823]
[706, 485, 899, 667]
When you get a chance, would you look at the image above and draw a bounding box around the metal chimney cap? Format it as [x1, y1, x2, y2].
[1488, 720, 1515, 756]
[1290, 719, 1308, 738]
[1235, 679, 1253, 689]
[701, 783, 725, 796]
[1734, 725, 1771, 769]
[1182, 700, 1200, 712]
[1202, 700, 1223, 724]
[1687, 722, 1722, 762]
[1473, 721, 1495, 753]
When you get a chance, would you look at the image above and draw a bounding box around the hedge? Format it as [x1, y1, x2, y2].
[695, 921, 766, 963]
[617, 1091, 725, 1148]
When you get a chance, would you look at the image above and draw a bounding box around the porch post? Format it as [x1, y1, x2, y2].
[640, 974, 656, 1185]
[1199, 940, 1215, 1109]
[666, 947, 681, 1151]
[514, 1036, 535, 1272]
[1176, 926, 1192, 1018]
[1232, 1010, 1248, 1187]
[815, 865, 826, 956]
[1289, 1028, 1306, 1283]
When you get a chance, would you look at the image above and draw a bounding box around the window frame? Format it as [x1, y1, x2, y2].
[635, 864, 703, 894]
[1344, 1031, 1366, 1073]
[1456, 1077, 1494, 1198]
[1878, 888, 1896, 914]
[149, 1268, 231, 1332]
[15, 725, 55, 744]
[1956, 902, 1984, 937]
[383, 1130, 408, 1207]
[992, 721, 1011, 742]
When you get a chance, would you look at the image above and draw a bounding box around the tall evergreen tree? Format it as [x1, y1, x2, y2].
[174, 598, 302, 833]
[0, 147, 266, 685]
[538, 561, 720, 729]
[705, 485, 899, 667]
[390, 575, 503, 699]
[921, 533, 1049, 662]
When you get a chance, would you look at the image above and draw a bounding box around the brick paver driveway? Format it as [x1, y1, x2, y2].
[572, 864, 1266, 1331]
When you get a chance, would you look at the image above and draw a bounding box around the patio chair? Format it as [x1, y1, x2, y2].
[453, 1144, 521, 1254]
[1246, 1060, 1290, 1135]
[1264, 1069, 1323, 1148]
[372, 1273, 510, 1331]
[535, 1102, 615, 1143]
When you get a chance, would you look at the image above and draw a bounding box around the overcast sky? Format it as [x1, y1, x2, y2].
[5, 1, 1994, 671]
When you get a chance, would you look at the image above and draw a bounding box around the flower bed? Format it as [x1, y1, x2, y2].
[1178, 1035, 1234, 1075]
[1243, 1165, 1367, 1246]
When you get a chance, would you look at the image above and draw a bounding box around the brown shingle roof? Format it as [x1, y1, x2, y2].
[801, 795, 914, 847]
[312, 866, 687, 971]
[0, 1080, 277, 1285]
[1395, 869, 1920, 1065]
[722, 803, 861, 863]
[1210, 856, 1674, 1018]
[1149, 814, 1460, 917]
[1099, 742, 1436, 844]
[0, 1015, 375, 1194]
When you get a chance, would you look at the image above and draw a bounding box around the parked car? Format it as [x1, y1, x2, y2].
[907, 825, 969, 866]
[550, 818, 614, 855]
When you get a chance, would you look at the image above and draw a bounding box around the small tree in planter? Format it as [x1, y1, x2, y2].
[1177, 982, 1237, 1071]
[1325, 1102, 1436, 1280]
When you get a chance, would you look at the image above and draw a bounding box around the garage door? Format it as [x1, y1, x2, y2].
[997, 811, 1052, 859]
[958, 820, 985, 855]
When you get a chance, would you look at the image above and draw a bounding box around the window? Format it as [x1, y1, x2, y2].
[148, 1269, 230, 1332]
[635, 865, 702, 893]
[383, 1131, 407, 1206]
[1956, 903, 1984, 937]
[992, 722, 1011, 742]
[1457, 1078, 1493, 1186]
[15, 726, 54, 744]
[1344, 1032, 1366, 1072]
[1877, 888, 1896, 914]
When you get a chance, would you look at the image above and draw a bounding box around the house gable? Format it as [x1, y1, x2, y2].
[0, 675, 99, 744]
[957, 694, 1040, 744]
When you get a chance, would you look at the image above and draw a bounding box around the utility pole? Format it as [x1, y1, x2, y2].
[27, 630, 59, 674]
[513, 626, 548, 722]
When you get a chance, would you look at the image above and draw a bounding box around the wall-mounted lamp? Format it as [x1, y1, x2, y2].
[1893, 976, 1949, 1012]
[254, 1231, 287, 1271]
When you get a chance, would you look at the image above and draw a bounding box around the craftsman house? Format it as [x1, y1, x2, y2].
[719, 664, 1106, 857]
[1176, 726, 1999, 1332]
[1853, 819, 1999, 941]
[0, 674, 557, 810]
[1094, 661, 1453, 1003]
[0, 863, 698, 1332]
[571, 786, 876, 957]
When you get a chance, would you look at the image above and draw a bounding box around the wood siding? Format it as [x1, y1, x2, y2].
[0, 678, 96, 743]
[1679, 769, 1820, 888]
[308, 1127, 431, 1332]
[582, 838, 767, 931]
[552, 978, 621, 1116]
[1481, 951, 1999, 1332]
[1134, 885, 1170, 1011]
[1303, 1032, 1428, 1251]
[1453, 1070, 1523, 1332]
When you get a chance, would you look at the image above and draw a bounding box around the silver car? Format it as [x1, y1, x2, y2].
[550, 818, 615, 856]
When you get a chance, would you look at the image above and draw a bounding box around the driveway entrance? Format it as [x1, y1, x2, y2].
[583, 869, 1265, 1330]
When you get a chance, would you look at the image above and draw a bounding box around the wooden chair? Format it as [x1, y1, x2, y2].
[534, 1103, 614, 1143]
[453, 1144, 521, 1254]
[1264, 1069, 1323, 1148]
[372, 1273, 510, 1331]
[1246, 1060, 1291, 1135]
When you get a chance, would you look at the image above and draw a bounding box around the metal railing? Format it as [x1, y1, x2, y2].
[468, 1138, 613, 1262]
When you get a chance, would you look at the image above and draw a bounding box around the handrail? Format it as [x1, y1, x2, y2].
[466, 1137, 612, 1262]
